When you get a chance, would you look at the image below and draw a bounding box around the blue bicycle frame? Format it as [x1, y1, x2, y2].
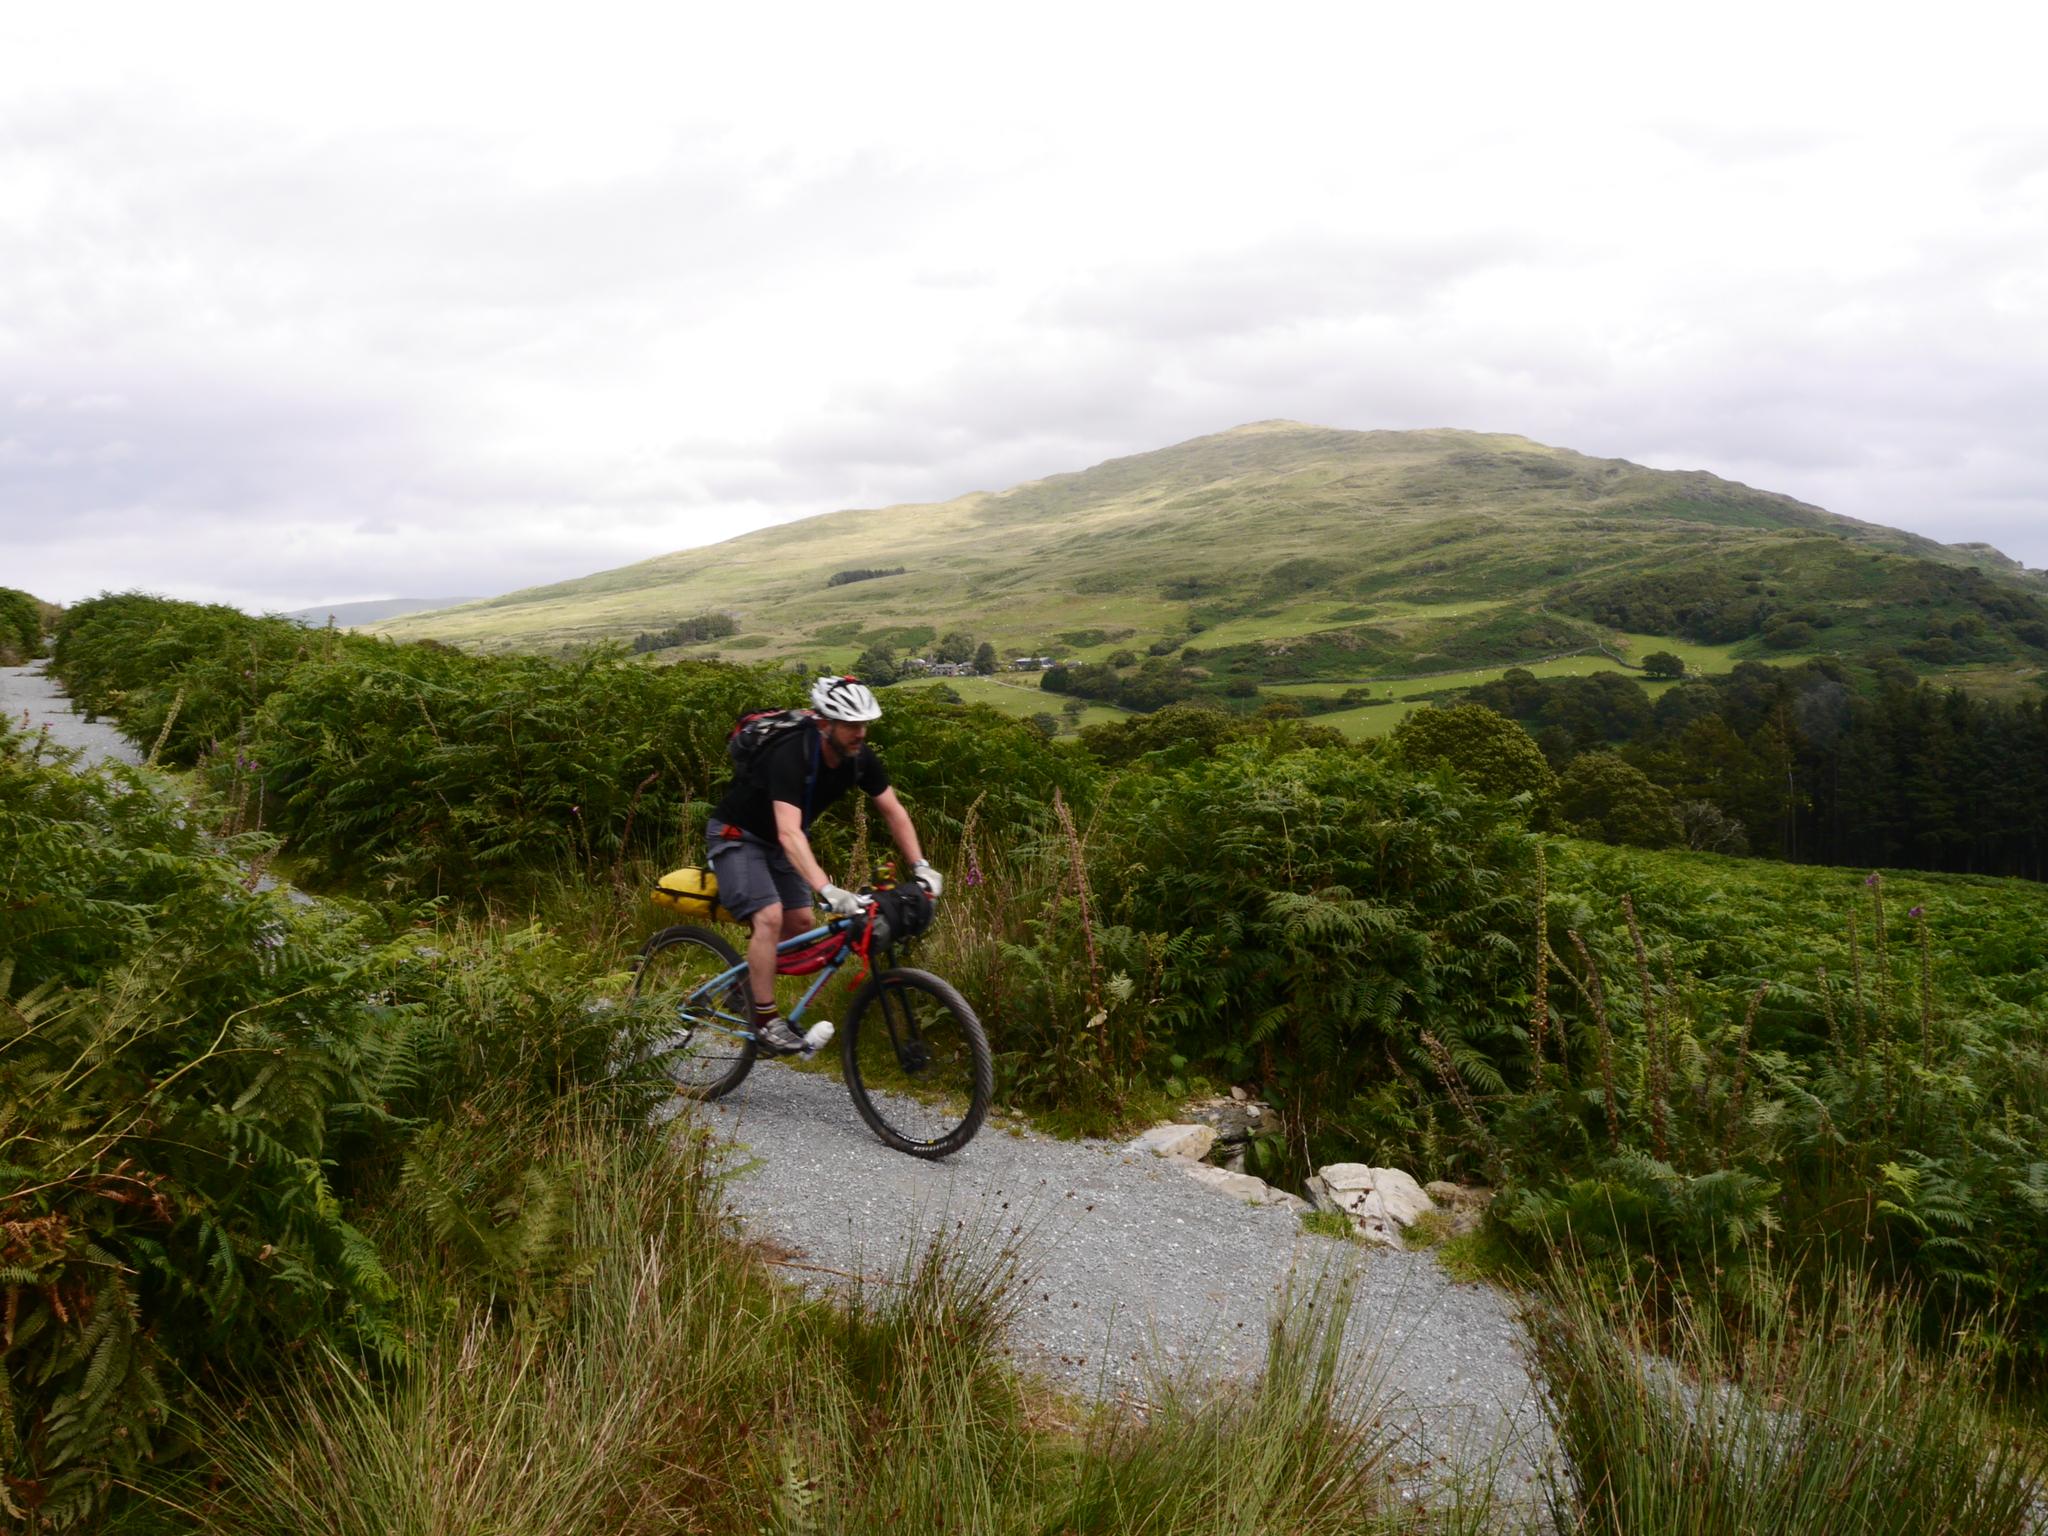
[683, 917, 861, 1042]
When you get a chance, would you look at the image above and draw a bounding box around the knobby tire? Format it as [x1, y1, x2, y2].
[841, 967, 993, 1158]
[631, 924, 756, 1100]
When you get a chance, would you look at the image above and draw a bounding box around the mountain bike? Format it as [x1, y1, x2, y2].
[630, 907, 993, 1159]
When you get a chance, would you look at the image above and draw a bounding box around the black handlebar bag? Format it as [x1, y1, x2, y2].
[862, 880, 935, 952]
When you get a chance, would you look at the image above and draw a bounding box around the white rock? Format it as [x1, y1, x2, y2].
[1129, 1122, 1217, 1161]
[1309, 1165, 1436, 1246]
[1316, 1165, 1434, 1223]
[1179, 1163, 1280, 1207]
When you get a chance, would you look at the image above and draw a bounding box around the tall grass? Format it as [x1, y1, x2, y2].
[178, 1113, 776, 1534]
[167, 1104, 1488, 1535]
[1527, 1257, 2048, 1535]
[1054, 1265, 1497, 1535]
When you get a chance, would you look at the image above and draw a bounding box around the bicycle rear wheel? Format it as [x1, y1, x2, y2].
[631, 924, 756, 1099]
[841, 967, 992, 1158]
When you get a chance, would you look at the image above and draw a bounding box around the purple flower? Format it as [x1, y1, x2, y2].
[1909, 906, 1924, 919]
[964, 852, 985, 889]
[1865, 873, 1880, 887]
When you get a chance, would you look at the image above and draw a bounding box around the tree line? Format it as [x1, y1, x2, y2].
[1467, 660, 2048, 880]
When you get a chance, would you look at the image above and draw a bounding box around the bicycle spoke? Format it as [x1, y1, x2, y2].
[631, 926, 756, 1099]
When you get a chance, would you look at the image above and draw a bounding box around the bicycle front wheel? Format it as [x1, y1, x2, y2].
[631, 924, 756, 1099]
[841, 967, 992, 1158]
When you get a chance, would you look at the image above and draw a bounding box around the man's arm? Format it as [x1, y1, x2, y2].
[871, 786, 925, 867]
[771, 800, 833, 893]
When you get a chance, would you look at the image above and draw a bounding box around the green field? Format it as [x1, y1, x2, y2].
[892, 673, 1129, 735]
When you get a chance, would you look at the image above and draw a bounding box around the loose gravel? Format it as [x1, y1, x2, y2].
[670, 1058, 1550, 1493]
[1, 660, 140, 766]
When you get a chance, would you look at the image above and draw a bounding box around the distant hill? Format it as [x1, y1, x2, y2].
[374, 423, 2048, 701]
[283, 597, 477, 627]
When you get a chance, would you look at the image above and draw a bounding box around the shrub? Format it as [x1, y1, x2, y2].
[628, 612, 736, 651]
[0, 585, 44, 661]
[1098, 743, 1537, 1169]
[1389, 702, 1556, 803]
[1555, 752, 1682, 848]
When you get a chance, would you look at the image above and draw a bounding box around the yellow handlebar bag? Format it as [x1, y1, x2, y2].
[651, 866, 735, 924]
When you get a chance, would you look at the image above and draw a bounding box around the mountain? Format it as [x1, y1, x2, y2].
[374, 424, 2048, 701]
[282, 597, 478, 627]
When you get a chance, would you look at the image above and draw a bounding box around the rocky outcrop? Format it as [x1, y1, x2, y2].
[1125, 1119, 1471, 1242]
[1307, 1164, 1435, 1247]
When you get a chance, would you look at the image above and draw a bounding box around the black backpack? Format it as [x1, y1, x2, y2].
[727, 707, 815, 782]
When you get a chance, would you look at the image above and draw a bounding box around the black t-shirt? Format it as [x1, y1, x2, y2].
[711, 724, 890, 841]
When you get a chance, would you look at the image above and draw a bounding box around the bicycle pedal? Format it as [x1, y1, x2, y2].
[798, 1020, 835, 1057]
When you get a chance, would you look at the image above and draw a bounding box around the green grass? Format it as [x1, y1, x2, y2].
[1298, 1208, 1358, 1242]
[1528, 1259, 2048, 1534]
[1301, 699, 1425, 738]
[893, 674, 1130, 734]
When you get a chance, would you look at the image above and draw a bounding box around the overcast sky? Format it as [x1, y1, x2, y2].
[4, 3, 2045, 612]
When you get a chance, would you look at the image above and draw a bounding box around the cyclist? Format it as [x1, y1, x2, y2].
[706, 675, 942, 1054]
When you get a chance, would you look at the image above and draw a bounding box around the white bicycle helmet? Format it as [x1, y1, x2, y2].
[811, 674, 884, 722]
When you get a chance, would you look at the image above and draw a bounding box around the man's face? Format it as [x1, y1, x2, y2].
[823, 718, 869, 756]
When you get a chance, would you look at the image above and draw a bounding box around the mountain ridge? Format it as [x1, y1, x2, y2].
[374, 423, 2046, 702]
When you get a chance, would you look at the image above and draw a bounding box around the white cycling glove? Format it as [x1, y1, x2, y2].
[818, 883, 865, 918]
[912, 860, 943, 898]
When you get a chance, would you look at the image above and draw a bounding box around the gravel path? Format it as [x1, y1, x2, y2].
[669, 1060, 1549, 1493]
[1, 660, 140, 766]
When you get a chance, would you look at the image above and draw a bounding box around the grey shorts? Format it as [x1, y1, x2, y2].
[706, 819, 812, 920]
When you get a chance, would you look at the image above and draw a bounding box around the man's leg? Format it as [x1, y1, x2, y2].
[746, 903, 785, 1013]
[744, 904, 806, 1053]
[780, 906, 818, 943]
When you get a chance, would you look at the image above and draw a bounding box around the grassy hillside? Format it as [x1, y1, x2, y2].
[376, 423, 2048, 701]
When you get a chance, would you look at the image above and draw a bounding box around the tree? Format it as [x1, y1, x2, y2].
[1641, 650, 1686, 679]
[1028, 712, 1060, 740]
[1389, 703, 1556, 803]
[973, 642, 998, 675]
[935, 630, 976, 665]
[853, 643, 900, 685]
[1556, 752, 1682, 848]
